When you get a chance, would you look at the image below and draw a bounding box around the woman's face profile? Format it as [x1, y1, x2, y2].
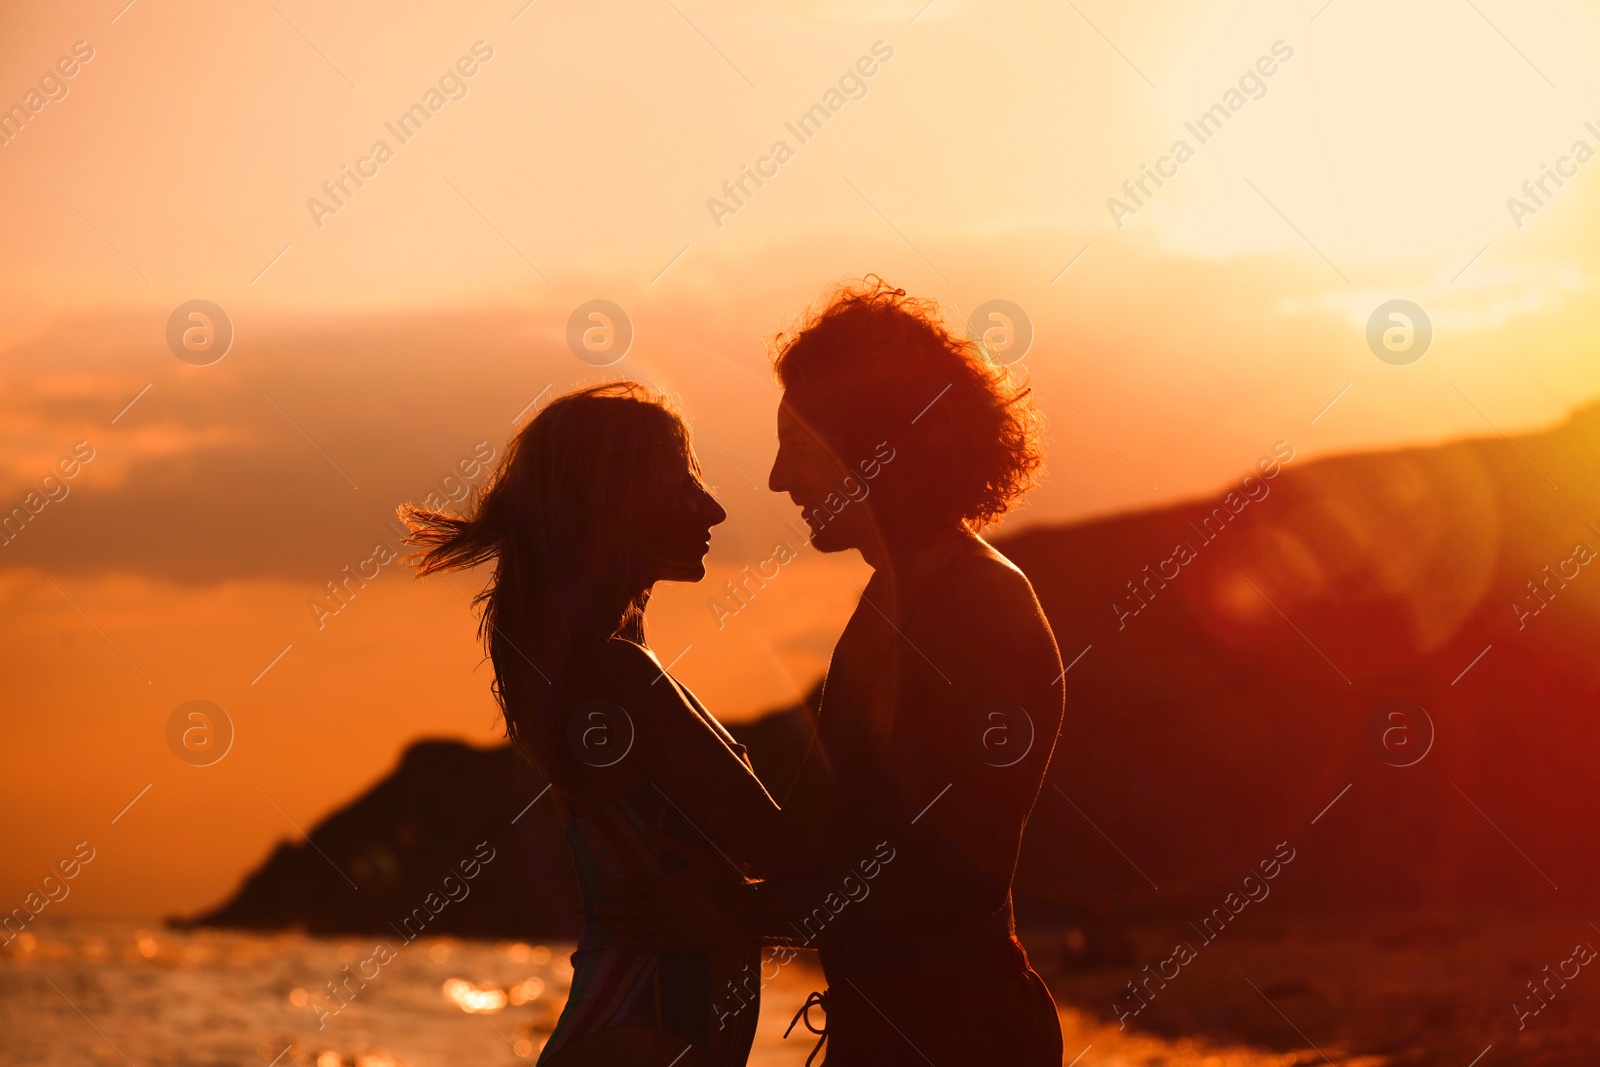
[640, 444, 726, 584]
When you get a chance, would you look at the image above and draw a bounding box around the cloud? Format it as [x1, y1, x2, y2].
[1275, 260, 1592, 333]
[0, 310, 572, 583]
[5, 230, 1599, 588]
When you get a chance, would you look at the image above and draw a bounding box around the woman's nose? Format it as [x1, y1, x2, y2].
[702, 489, 728, 526]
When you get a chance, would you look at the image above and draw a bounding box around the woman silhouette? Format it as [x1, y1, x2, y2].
[402, 382, 800, 1067]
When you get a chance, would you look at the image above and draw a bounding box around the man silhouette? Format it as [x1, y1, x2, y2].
[757, 278, 1066, 1065]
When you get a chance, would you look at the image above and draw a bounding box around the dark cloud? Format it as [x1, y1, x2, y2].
[0, 308, 792, 584]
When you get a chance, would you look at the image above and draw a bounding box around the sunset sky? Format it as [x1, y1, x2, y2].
[3, 0, 1598, 918]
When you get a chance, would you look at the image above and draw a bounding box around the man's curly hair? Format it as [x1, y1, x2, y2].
[771, 277, 1045, 529]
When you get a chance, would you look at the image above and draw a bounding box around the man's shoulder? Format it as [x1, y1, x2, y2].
[927, 540, 1039, 606]
[901, 540, 1051, 646]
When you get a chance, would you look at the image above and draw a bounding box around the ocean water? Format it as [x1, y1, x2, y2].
[2, 919, 1330, 1066]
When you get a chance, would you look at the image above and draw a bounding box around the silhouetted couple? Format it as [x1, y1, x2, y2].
[405, 279, 1066, 1066]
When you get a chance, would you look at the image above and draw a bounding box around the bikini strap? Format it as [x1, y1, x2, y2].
[783, 988, 829, 1066]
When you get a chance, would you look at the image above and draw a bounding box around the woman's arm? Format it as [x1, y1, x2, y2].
[574, 638, 814, 878]
[656, 554, 1064, 946]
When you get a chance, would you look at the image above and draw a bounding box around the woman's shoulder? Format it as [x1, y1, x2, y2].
[564, 639, 755, 776]
[565, 638, 699, 724]
[569, 636, 661, 679]
[558, 638, 663, 713]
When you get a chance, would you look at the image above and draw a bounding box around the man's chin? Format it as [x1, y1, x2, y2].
[805, 525, 853, 554]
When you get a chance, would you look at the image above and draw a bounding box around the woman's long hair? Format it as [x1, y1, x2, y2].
[399, 381, 694, 788]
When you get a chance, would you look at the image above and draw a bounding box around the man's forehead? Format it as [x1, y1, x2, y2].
[777, 388, 830, 422]
[776, 395, 830, 442]
[776, 395, 802, 432]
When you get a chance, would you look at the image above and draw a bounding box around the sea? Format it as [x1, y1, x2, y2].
[2, 919, 1346, 1066]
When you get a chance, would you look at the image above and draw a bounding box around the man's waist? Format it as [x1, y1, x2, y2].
[816, 902, 1017, 974]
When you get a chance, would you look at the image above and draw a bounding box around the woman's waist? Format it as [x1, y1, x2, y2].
[570, 924, 756, 963]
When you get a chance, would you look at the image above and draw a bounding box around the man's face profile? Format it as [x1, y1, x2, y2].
[768, 394, 872, 554]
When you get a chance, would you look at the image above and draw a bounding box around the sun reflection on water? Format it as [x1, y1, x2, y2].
[440, 977, 508, 1014]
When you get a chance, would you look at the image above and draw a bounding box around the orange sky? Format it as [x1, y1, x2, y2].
[3, 0, 1599, 918]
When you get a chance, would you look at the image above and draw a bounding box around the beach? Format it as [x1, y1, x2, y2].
[14, 916, 1592, 1066]
[0, 918, 1289, 1067]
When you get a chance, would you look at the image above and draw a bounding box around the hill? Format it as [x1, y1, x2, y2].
[178, 404, 1600, 936]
